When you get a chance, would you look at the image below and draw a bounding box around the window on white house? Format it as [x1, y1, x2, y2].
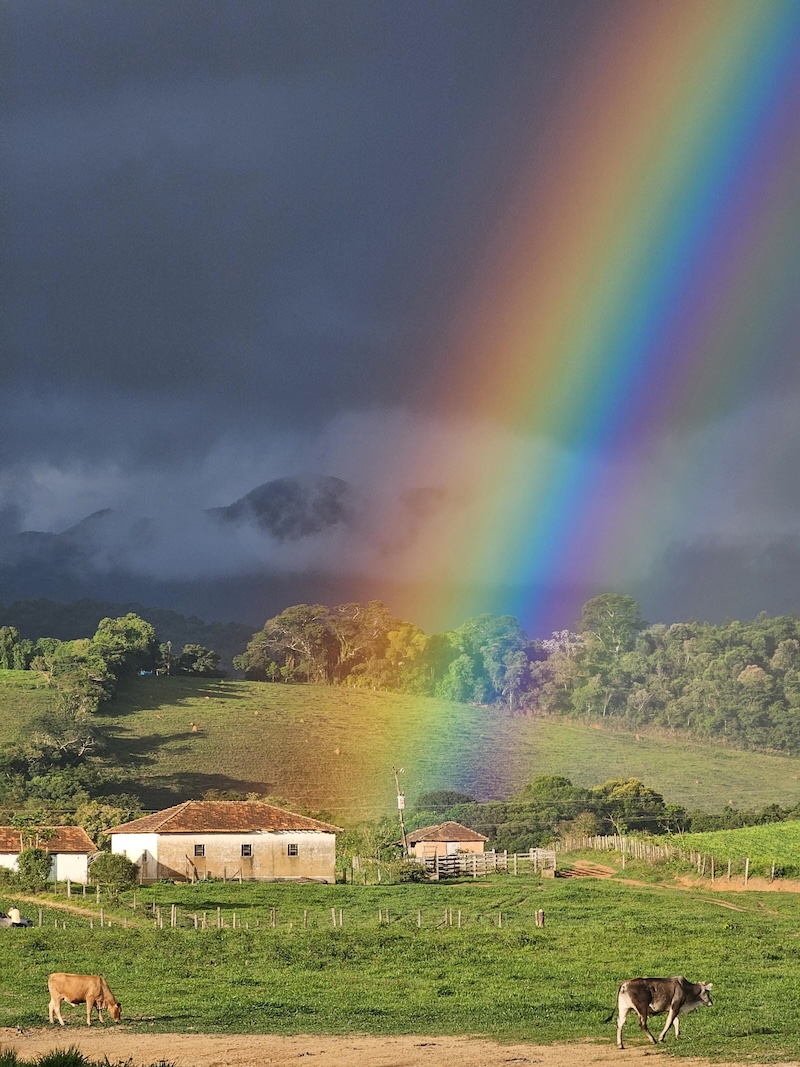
[194, 844, 205, 857]
[287, 843, 299, 857]
[241, 844, 252, 857]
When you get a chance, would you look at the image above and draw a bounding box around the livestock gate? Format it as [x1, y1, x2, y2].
[423, 848, 556, 879]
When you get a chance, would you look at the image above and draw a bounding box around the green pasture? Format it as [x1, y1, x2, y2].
[0, 878, 798, 1060]
[100, 677, 800, 819]
[0, 670, 54, 743]
[676, 820, 800, 877]
[5, 672, 800, 821]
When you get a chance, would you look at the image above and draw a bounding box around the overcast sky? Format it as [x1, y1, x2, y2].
[4, 0, 800, 634]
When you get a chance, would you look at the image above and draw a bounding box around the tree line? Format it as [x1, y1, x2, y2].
[236, 594, 800, 755]
[340, 775, 800, 858]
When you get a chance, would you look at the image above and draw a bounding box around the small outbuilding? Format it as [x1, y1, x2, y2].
[106, 800, 342, 884]
[406, 820, 488, 861]
[0, 826, 96, 884]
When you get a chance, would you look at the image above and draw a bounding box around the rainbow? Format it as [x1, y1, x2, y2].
[394, 0, 800, 637]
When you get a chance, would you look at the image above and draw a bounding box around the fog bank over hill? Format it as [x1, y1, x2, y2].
[3, 464, 800, 636]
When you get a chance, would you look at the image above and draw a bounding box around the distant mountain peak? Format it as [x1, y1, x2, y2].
[209, 475, 355, 541]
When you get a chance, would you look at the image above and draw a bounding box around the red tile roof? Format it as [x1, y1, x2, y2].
[105, 800, 341, 835]
[406, 821, 488, 844]
[0, 826, 96, 854]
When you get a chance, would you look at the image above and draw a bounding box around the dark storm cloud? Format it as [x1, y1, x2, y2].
[5, 0, 799, 634]
[4, 0, 593, 461]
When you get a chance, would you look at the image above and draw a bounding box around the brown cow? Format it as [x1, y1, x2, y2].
[609, 975, 712, 1048]
[47, 972, 121, 1026]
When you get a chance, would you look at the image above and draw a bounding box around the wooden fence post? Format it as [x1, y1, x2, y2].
[744, 858, 750, 885]
[535, 909, 545, 928]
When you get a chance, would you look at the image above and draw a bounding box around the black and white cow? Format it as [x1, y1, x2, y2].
[609, 975, 713, 1048]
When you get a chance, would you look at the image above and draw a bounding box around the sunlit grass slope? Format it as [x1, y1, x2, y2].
[677, 820, 800, 875]
[0, 669, 55, 743]
[97, 678, 800, 822]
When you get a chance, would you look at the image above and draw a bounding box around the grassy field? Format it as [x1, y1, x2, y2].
[101, 677, 800, 820]
[4, 671, 800, 821]
[0, 670, 55, 744]
[1, 877, 798, 1060]
[676, 820, 800, 876]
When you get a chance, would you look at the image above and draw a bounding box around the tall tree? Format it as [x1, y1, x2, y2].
[579, 594, 645, 656]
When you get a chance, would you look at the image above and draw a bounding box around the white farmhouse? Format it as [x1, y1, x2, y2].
[106, 800, 341, 884]
[0, 826, 96, 884]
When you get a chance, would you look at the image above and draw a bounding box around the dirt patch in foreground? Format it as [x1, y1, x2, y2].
[1, 1029, 795, 1067]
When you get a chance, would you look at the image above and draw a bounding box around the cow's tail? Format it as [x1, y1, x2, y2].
[604, 986, 622, 1024]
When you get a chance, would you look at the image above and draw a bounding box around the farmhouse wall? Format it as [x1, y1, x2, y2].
[410, 840, 485, 860]
[0, 852, 89, 883]
[114, 830, 336, 883]
[111, 831, 159, 883]
[51, 853, 90, 884]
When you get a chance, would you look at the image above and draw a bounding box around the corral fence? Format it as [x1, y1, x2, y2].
[557, 833, 788, 882]
[422, 848, 556, 880]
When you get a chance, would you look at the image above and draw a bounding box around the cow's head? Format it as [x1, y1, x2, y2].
[698, 982, 713, 1006]
[109, 1001, 122, 1022]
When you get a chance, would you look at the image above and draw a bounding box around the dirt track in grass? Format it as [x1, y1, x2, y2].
[2, 1030, 796, 1067]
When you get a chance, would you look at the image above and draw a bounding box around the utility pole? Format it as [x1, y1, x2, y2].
[393, 767, 408, 856]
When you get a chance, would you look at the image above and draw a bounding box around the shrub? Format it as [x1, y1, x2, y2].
[396, 859, 431, 883]
[89, 851, 138, 901]
[16, 847, 51, 892]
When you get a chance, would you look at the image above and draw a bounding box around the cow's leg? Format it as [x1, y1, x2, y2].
[658, 997, 682, 1042]
[636, 1010, 658, 1045]
[49, 995, 65, 1026]
[86, 997, 94, 1026]
[616, 1002, 629, 1049]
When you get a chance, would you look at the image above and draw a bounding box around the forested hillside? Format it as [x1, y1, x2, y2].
[4, 593, 800, 824]
[237, 594, 800, 754]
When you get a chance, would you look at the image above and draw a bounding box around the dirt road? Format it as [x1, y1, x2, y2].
[1, 1030, 796, 1067]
